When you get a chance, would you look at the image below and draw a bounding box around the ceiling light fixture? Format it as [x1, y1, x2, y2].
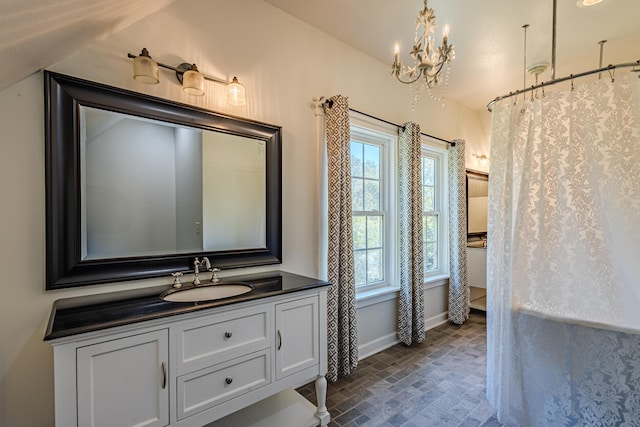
[391, 0, 455, 101]
[127, 48, 246, 105]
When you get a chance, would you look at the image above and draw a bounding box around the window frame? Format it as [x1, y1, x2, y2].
[349, 112, 398, 294]
[421, 137, 449, 284]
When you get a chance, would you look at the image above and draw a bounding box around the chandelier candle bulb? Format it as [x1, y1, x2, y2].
[443, 24, 450, 42]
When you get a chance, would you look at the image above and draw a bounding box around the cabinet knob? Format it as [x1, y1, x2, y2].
[225, 377, 233, 385]
[224, 331, 233, 339]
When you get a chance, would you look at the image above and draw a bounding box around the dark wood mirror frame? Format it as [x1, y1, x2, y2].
[466, 169, 489, 238]
[44, 71, 282, 290]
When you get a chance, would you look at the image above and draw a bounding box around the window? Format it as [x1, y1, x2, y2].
[351, 140, 383, 287]
[421, 142, 448, 280]
[347, 112, 446, 293]
[349, 116, 397, 290]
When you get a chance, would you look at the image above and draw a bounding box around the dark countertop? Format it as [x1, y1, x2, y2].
[44, 270, 330, 341]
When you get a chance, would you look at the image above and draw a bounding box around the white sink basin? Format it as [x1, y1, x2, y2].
[162, 283, 252, 302]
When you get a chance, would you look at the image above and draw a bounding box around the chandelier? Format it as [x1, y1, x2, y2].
[391, 0, 455, 91]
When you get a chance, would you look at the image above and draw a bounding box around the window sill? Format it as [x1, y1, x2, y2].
[354, 275, 449, 308]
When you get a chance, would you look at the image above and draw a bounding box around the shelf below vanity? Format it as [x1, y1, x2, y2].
[45, 271, 331, 427]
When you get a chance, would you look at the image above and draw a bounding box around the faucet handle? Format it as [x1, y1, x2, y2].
[210, 268, 221, 283]
[171, 272, 184, 289]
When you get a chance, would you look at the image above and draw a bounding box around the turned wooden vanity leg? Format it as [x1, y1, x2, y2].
[315, 375, 330, 425]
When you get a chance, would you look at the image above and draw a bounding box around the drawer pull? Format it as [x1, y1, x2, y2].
[161, 362, 167, 390]
[224, 331, 233, 339]
[277, 329, 282, 350]
[225, 377, 233, 385]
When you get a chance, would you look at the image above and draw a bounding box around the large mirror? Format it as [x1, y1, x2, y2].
[45, 71, 282, 289]
[466, 170, 488, 237]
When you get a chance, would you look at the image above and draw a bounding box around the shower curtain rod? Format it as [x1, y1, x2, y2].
[486, 61, 640, 112]
[323, 99, 455, 146]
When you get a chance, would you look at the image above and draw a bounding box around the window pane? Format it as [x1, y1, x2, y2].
[367, 249, 383, 283]
[352, 178, 364, 211]
[423, 186, 434, 212]
[354, 250, 367, 286]
[350, 142, 363, 178]
[423, 157, 435, 186]
[426, 215, 437, 242]
[353, 216, 366, 250]
[425, 242, 438, 272]
[364, 180, 380, 211]
[363, 144, 380, 179]
[367, 216, 382, 248]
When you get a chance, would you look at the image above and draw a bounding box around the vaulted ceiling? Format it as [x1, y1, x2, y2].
[2, 0, 639, 112]
[264, 0, 640, 110]
[0, 0, 176, 91]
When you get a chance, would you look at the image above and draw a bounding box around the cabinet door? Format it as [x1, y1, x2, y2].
[275, 296, 319, 380]
[77, 329, 169, 427]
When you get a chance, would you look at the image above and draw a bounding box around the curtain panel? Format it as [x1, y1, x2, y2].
[324, 95, 358, 382]
[398, 122, 426, 345]
[448, 139, 469, 325]
[487, 72, 640, 426]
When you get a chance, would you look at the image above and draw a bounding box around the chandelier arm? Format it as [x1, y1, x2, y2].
[425, 61, 448, 79]
[393, 69, 425, 85]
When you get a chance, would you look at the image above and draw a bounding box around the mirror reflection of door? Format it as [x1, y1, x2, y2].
[466, 170, 488, 236]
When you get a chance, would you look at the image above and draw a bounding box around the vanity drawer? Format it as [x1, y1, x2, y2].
[176, 350, 271, 420]
[175, 305, 270, 374]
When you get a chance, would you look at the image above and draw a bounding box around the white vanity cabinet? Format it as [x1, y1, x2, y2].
[50, 287, 329, 427]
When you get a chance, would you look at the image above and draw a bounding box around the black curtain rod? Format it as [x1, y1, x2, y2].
[322, 100, 455, 147]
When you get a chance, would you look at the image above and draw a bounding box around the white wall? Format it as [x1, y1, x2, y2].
[0, 0, 489, 425]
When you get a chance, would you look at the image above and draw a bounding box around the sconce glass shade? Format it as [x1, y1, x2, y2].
[226, 77, 246, 106]
[182, 64, 205, 96]
[133, 48, 159, 84]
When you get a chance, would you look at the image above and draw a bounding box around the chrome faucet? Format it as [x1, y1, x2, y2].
[193, 257, 216, 285]
[193, 257, 203, 286]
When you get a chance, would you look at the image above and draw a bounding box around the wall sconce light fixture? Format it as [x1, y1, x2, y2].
[127, 48, 246, 105]
[473, 153, 489, 167]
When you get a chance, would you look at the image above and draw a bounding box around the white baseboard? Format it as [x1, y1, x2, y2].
[425, 311, 449, 330]
[357, 311, 449, 360]
[358, 332, 399, 360]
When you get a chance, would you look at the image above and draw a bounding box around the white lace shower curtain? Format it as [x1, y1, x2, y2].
[487, 72, 640, 426]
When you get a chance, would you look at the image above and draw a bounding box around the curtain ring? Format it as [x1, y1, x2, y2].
[542, 84, 546, 98]
[570, 75, 575, 91]
[530, 86, 535, 102]
[608, 67, 615, 83]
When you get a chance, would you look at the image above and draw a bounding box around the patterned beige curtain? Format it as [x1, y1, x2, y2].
[448, 139, 469, 325]
[398, 122, 425, 345]
[324, 95, 358, 382]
